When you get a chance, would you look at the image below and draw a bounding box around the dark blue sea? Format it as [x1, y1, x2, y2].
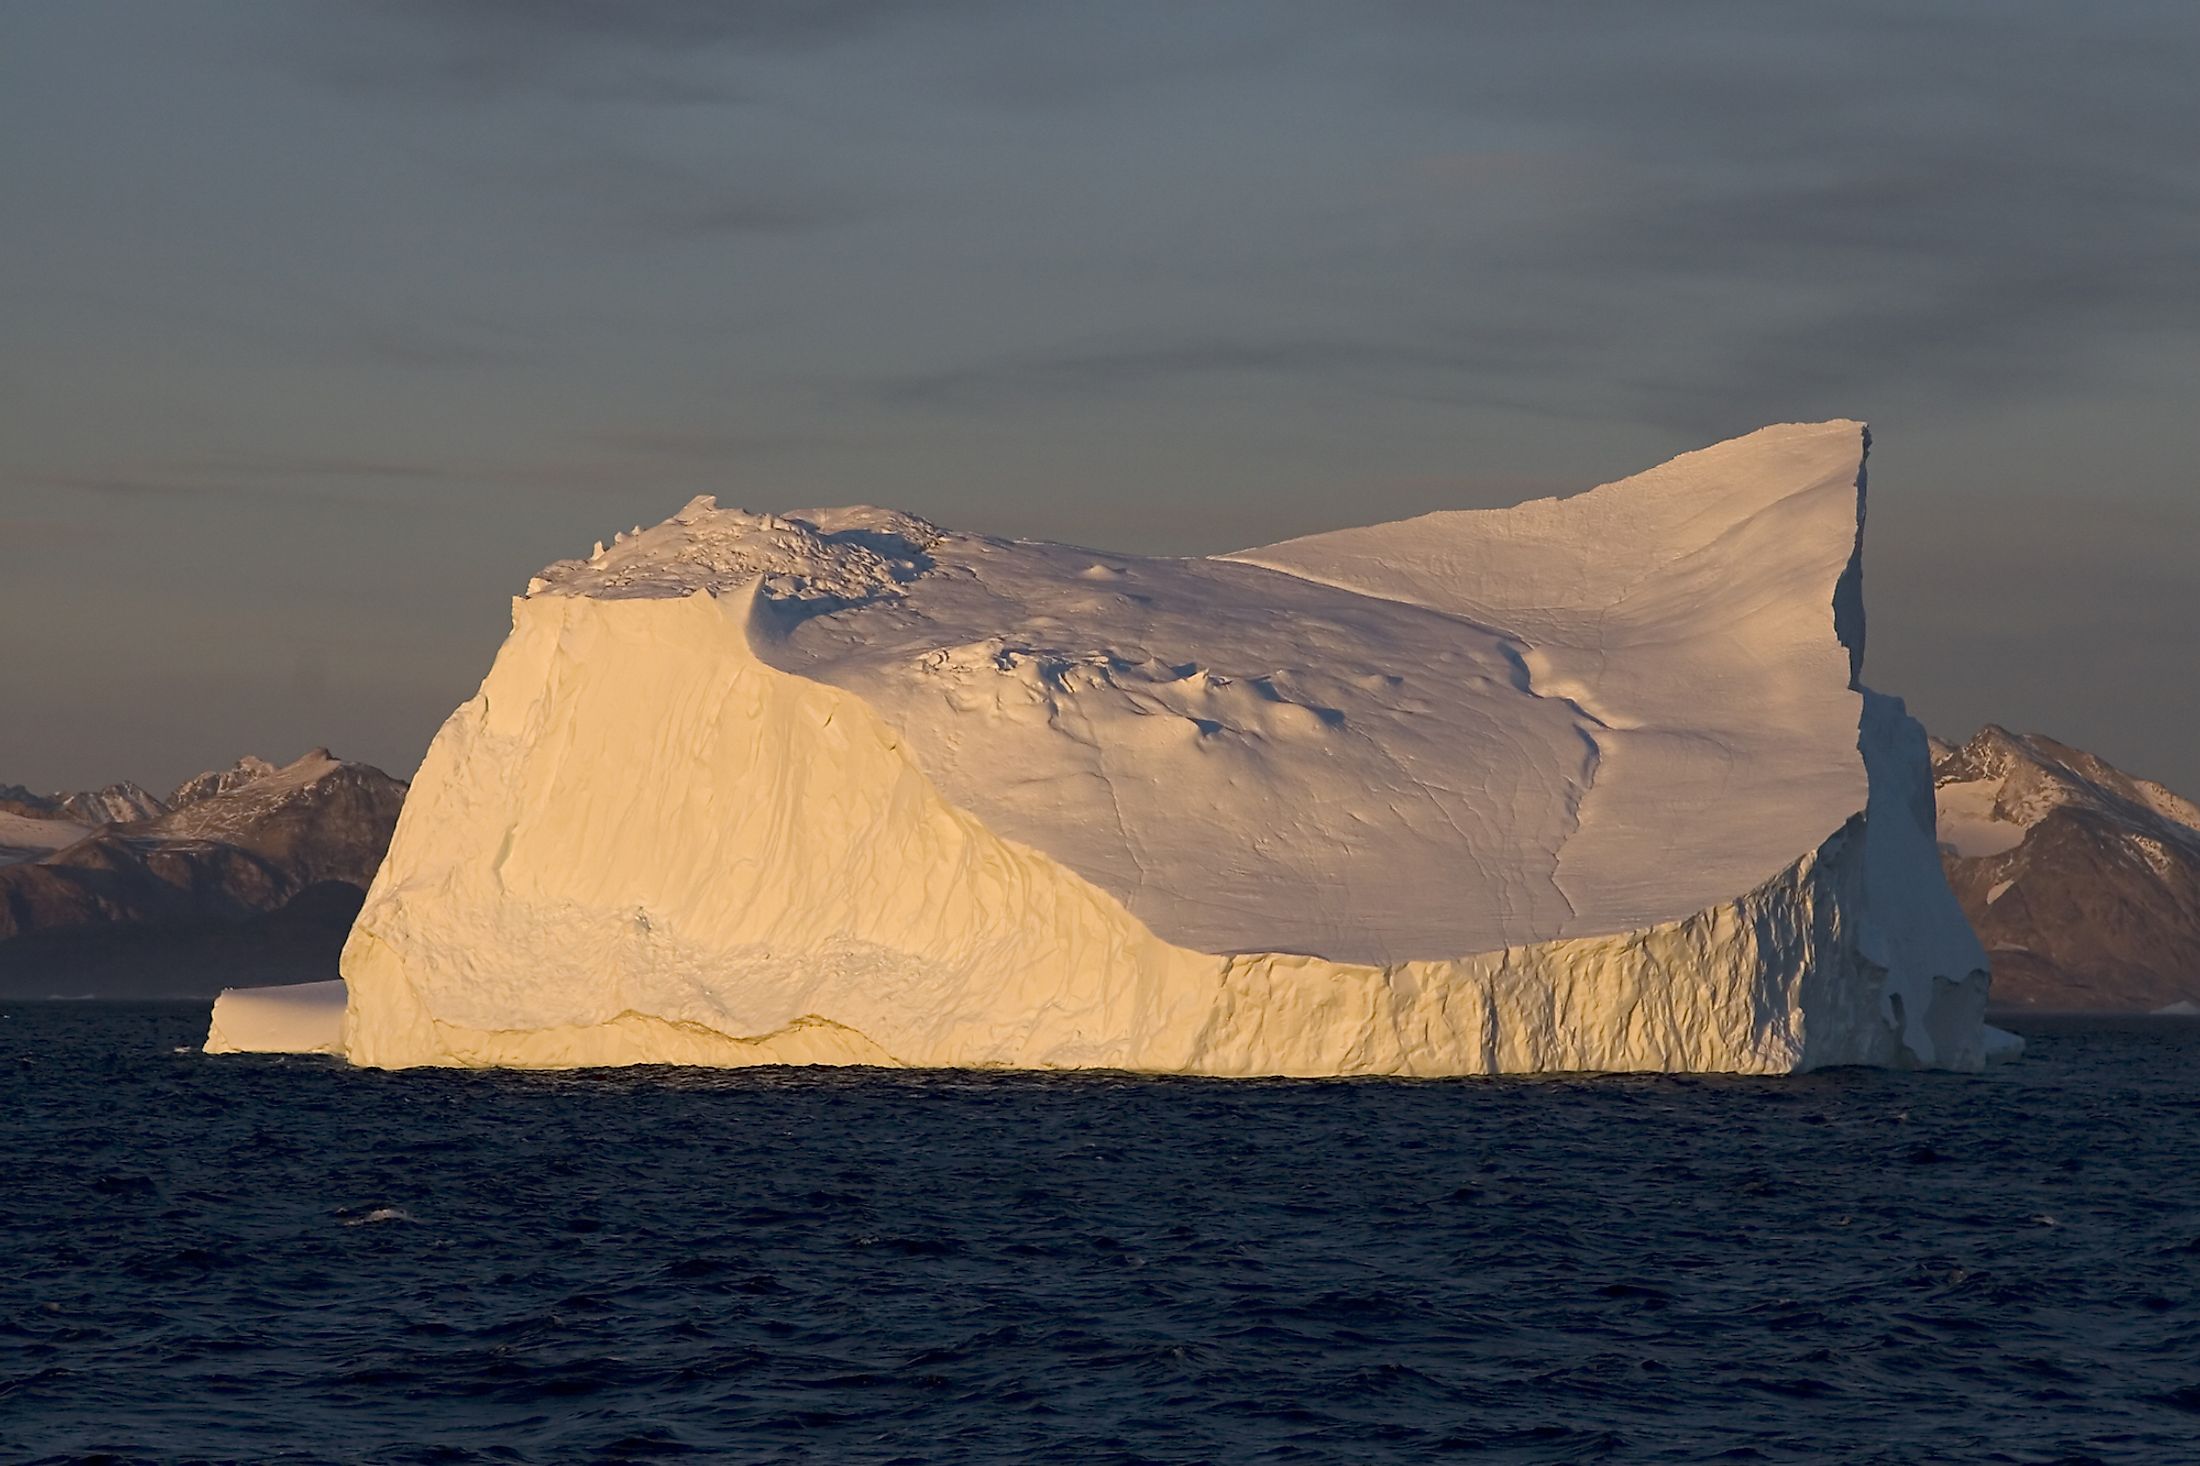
[4, 1005, 2198, 1464]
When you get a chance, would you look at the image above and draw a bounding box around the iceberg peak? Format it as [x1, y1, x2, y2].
[533, 502, 943, 608]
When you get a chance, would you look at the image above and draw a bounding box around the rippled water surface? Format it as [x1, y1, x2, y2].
[5, 1005, 2200, 1463]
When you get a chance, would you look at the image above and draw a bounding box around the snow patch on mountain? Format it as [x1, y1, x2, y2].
[1934, 726, 2200, 1012]
[0, 812, 92, 867]
[56, 782, 168, 825]
[170, 756, 283, 810]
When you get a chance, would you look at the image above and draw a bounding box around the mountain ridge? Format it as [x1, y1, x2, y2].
[0, 750, 406, 998]
[1934, 726, 2200, 1012]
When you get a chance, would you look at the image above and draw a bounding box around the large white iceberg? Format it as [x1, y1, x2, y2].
[222, 420, 2000, 1073]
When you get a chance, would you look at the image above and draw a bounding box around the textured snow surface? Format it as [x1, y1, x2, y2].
[258, 421, 1991, 1074]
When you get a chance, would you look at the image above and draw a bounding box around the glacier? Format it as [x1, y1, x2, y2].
[211, 420, 2005, 1074]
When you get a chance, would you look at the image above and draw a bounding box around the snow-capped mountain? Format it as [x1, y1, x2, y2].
[1934, 727, 2200, 1012]
[0, 750, 407, 997]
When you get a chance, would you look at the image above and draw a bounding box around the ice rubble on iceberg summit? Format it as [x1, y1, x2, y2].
[217, 420, 2008, 1074]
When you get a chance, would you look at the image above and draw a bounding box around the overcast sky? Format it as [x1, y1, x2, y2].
[3, 1, 2196, 796]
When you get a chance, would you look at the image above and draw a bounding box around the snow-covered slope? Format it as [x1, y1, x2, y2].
[0, 811, 92, 867]
[251, 421, 1992, 1073]
[1229, 421, 1877, 945]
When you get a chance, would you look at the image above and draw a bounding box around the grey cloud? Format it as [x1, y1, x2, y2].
[948, 12, 1314, 112]
[175, 456, 450, 484]
[536, 155, 878, 242]
[1480, 155, 2200, 431]
[372, 0, 974, 53]
[291, 29, 886, 244]
[858, 329, 1594, 415]
[337, 321, 530, 370]
[316, 0, 1001, 105]
[583, 426, 814, 462]
[1365, 4, 2200, 428]
[819, 4, 2198, 432]
[22, 473, 267, 502]
[0, 518, 100, 550]
[17, 461, 449, 504]
[36, 284, 536, 376]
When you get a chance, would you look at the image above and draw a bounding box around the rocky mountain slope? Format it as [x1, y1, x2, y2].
[0, 751, 407, 997]
[1934, 728, 2200, 1012]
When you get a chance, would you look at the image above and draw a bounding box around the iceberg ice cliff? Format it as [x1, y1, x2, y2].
[229, 421, 2000, 1073]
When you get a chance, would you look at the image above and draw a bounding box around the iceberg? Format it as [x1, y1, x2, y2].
[219, 421, 1996, 1073]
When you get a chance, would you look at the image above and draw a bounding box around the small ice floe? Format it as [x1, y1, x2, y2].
[204, 979, 346, 1056]
[340, 1206, 413, 1227]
